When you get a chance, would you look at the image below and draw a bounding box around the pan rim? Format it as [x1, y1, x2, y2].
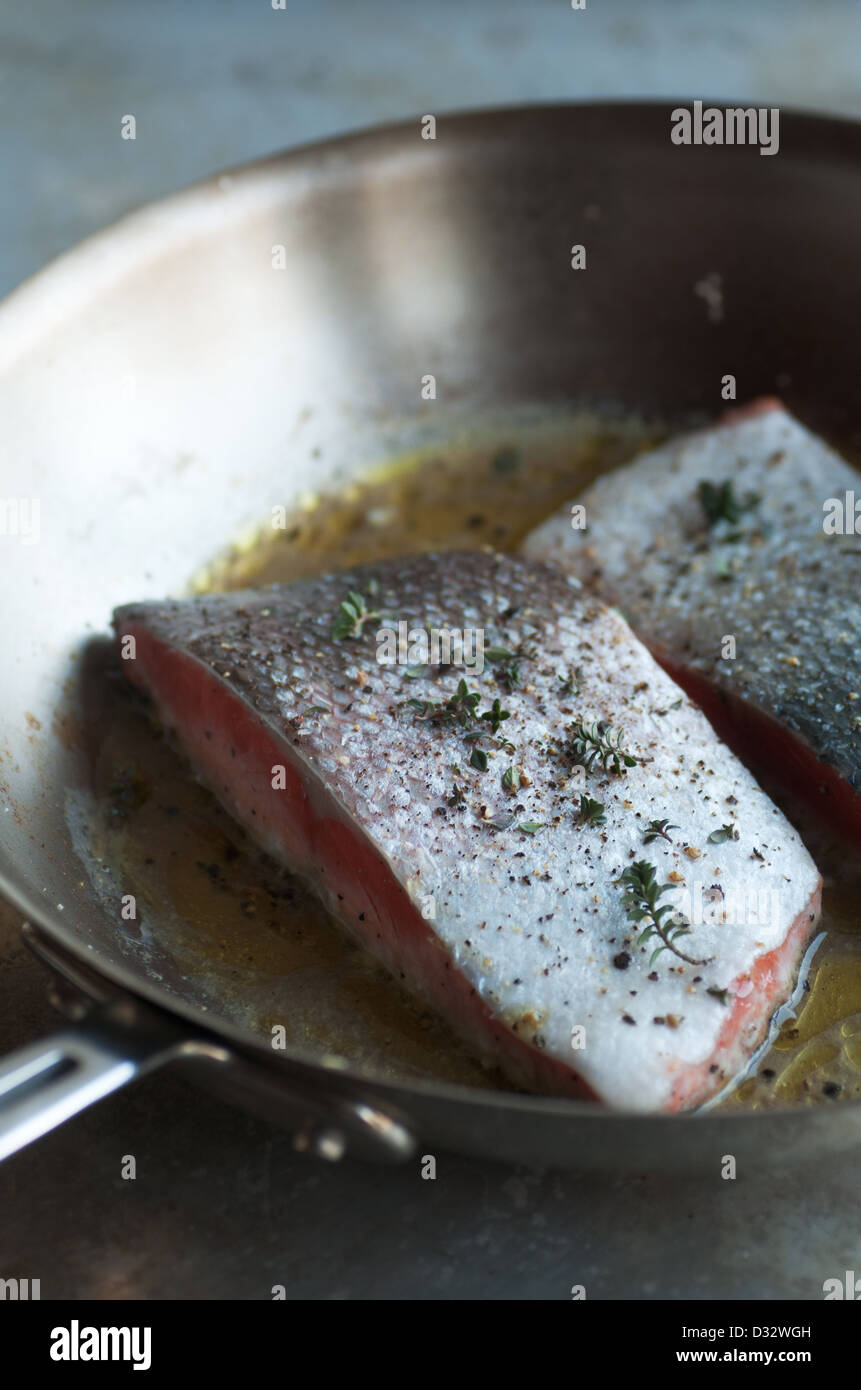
[2, 99, 859, 1125]
[2, 96, 861, 365]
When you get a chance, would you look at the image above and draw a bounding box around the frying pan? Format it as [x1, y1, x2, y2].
[1, 103, 860, 1172]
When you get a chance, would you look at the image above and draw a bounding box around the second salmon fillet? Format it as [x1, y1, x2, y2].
[114, 551, 820, 1112]
[523, 402, 861, 839]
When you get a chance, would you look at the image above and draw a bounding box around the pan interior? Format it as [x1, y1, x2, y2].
[1, 106, 861, 1119]
[77, 410, 861, 1110]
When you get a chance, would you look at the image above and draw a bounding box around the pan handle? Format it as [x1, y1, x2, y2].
[3, 924, 415, 1164]
[0, 1001, 222, 1162]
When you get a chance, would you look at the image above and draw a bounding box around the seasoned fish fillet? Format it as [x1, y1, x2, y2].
[524, 402, 861, 838]
[114, 551, 820, 1112]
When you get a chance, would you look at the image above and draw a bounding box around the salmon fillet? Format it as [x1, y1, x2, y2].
[523, 402, 861, 840]
[114, 551, 820, 1112]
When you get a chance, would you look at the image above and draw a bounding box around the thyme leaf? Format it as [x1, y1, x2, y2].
[708, 824, 739, 844]
[706, 986, 733, 1005]
[493, 446, 520, 475]
[480, 698, 511, 735]
[577, 795, 606, 828]
[653, 698, 683, 716]
[698, 479, 760, 529]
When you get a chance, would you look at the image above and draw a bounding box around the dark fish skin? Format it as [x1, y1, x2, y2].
[524, 402, 861, 834]
[113, 549, 820, 1111]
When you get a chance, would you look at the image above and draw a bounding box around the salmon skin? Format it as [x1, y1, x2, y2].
[114, 550, 820, 1112]
[524, 402, 861, 840]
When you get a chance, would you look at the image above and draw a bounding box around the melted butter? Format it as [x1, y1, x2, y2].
[193, 415, 661, 593]
[773, 1041, 841, 1100]
[718, 820, 861, 1109]
[773, 961, 861, 1051]
[89, 411, 861, 1106]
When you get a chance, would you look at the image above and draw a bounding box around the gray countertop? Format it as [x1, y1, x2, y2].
[1, 0, 860, 1300]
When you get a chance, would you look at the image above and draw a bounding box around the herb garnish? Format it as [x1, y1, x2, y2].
[698, 479, 760, 529]
[480, 698, 511, 735]
[653, 698, 682, 717]
[502, 765, 524, 794]
[643, 818, 678, 844]
[486, 645, 536, 692]
[464, 729, 516, 755]
[331, 589, 382, 640]
[492, 446, 520, 475]
[517, 822, 544, 836]
[569, 719, 639, 775]
[577, 795, 606, 828]
[616, 860, 707, 967]
[707, 824, 739, 844]
[558, 667, 584, 698]
[402, 679, 514, 767]
[407, 679, 482, 728]
[446, 783, 467, 808]
[706, 986, 733, 1005]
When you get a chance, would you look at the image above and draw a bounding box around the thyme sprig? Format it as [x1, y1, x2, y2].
[616, 860, 707, 967]
[402, 680, 513, 757]
[331, 589, 382, 641]
[480, 698, 511, 735]
[558, 666, 584, 698]
[643, 818, 678, 844]
[486, 644, 536, 692]
[406, 678, 481, 728]
[698, 479, 761, 530]
[464, 729, 516, 755]
[569, 719, 639, 775]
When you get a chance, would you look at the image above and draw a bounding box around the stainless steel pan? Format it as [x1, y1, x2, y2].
[1, 103, 860, 1170]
